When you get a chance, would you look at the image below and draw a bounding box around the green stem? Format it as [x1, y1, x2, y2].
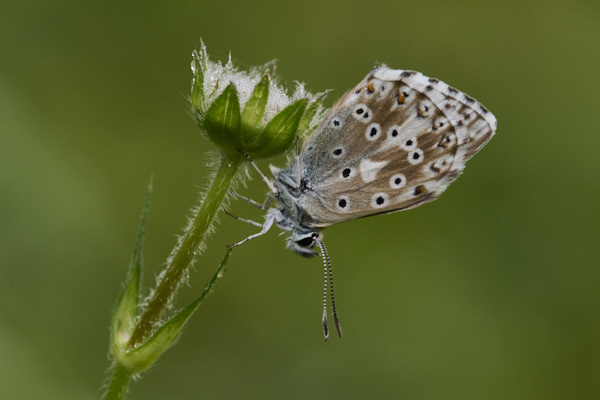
[128, 154, 243, 346]
[104, 363, 133, 400]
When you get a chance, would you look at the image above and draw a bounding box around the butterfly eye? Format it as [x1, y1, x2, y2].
[295, 236, 314, 247]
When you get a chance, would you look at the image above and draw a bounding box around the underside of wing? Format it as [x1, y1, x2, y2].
[296, 66, 497, 227]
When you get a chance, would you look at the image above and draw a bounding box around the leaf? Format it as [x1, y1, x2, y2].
[249, 99, 307, 159]
[111, 179, 152, 353]
[203, 83, 242, 155]
[191, 45, 208, 116]
[115, 247, 233, 373]
[241, 74, 270, 145]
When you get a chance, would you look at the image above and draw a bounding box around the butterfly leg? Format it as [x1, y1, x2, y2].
[223, 210, 262, 228]
[237, 149, 278, 195]
[227, 214, 275, 248]
[229, 190, 264, 209]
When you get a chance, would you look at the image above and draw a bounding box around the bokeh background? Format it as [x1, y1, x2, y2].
[1, 0, 598, 399]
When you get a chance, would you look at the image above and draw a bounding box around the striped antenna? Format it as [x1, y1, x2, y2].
[315, 238, 342, 341]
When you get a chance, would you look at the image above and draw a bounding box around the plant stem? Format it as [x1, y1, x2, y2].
[104, 363, 132, 400]
[128, 154, 243, 347]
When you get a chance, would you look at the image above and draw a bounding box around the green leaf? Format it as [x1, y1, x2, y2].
[203, 83, 242, 156]
[111, 179, 152, 354]
[249, 99, 308, 159]
[191, 54, 205, 115]
[115, 247, 232, 373]
[191, 41, 212, 118]
[240, 74, 269, 145]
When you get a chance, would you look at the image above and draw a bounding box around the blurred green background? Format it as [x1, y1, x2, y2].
[1, 0, 598, 399]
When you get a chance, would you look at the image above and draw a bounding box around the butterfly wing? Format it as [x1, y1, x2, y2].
[295, 66, 497, 227]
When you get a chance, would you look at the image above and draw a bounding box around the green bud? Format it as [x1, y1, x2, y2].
[190, 41, 329, 161]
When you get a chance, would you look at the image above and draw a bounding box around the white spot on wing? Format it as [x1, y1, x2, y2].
[365, 123, 382, 141]
[371, 193, 389, 208]
[400, 137, 418, 151]
[390, 174, 406, 189]
[337, 196, 350, 211]
[359, 158, 388, 182]
[352, 104, 372, 123]
[408, 149, 424, 164]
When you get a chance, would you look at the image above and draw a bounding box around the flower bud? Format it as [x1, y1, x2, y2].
[191, 42, 327, 160]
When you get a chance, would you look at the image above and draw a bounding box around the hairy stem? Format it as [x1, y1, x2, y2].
[127, 154, 243, 347]
[104, 363, 132, 400]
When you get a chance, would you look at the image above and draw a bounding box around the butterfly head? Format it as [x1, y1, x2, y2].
[286, 228, 322, 258]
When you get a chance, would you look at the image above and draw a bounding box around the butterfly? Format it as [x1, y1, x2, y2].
[229, 65, 497, 340]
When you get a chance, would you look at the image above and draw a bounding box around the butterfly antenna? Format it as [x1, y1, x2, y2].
[318, 239, 329, 341]
[316, 238, 342, 340]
